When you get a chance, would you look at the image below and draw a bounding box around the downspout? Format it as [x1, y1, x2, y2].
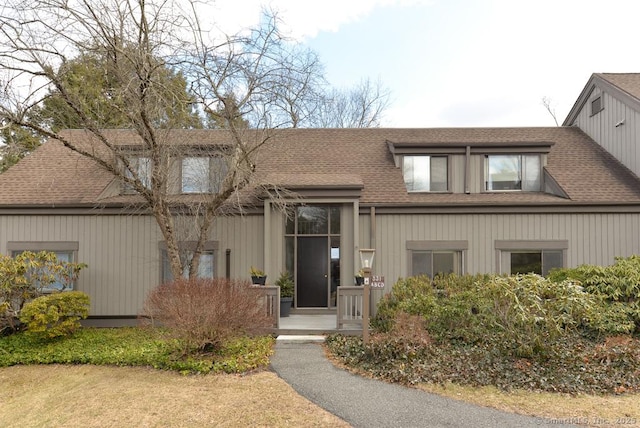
[370, 206, 376, 257]
[225, 249, 231, 279]
[465, 145, 471, 194]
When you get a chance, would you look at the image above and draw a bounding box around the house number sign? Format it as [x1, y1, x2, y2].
[365, 275, 385, 288]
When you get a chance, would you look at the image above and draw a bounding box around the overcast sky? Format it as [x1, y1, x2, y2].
[209, 0, 640, 128]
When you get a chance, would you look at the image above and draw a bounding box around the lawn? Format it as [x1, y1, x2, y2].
[0, 365, 349, 427]
[0, 327, 349, 427]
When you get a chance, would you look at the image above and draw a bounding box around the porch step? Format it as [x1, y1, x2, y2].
[276, 328, 362, 336]
[276, 335, 326, 343]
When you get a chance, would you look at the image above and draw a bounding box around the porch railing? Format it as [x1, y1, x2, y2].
[336, 286, 364, 330]
[252, 285, 279, 329]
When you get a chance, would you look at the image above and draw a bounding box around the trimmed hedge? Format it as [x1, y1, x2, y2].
[19, 291, 90, 338]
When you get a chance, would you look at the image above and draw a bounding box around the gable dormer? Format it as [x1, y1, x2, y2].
[564, 73, 640, 178]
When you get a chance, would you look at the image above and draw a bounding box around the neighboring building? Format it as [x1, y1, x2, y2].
[1, 73, 640, 324]
[564, 73, 640, 178]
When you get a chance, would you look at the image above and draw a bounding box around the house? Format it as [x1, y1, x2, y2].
[1, 73, 640, 326]
[564, 73, 640, 178]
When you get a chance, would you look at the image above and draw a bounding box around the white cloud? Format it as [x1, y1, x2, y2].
[208, 0, 433, 39]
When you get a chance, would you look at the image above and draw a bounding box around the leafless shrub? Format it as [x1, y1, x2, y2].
[141, 278, 272, 353]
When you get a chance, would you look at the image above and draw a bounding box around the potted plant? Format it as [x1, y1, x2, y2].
[250, 266, 267, 285]
[275, 271, 294, 317]
[355, 269, 365, 285]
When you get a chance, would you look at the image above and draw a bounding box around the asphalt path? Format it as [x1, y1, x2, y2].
[270, 341, 574, 428]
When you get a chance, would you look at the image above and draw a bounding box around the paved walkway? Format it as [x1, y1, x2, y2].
[270, 340, 571, 428]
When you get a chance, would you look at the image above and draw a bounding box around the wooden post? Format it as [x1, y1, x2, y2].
[362, 269, 371, 344]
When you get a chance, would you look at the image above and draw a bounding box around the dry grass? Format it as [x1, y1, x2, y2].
[0, 365, 349, 428]
[418, 383, 640, 428]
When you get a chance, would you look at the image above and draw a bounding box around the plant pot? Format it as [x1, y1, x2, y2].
[280, 297, 293, 317]
[355, 276, 364, 286]
[251, 275, 267, 285]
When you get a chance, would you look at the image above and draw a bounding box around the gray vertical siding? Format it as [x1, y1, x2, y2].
[0, 213, 265, 316]
[363, 212, 640, 292]
[216, 214, 264, 281]
[574, 87, 640, 177]
[0, 214, 162, 316]
[5, 210, 640, 316]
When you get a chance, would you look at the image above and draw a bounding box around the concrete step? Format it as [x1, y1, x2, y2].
[276, 334, 326, 343]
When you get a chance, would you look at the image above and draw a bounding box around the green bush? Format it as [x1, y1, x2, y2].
[373, 273, 620, 358]
[549, 255, 640, 333]
[0, 327, 275, 374]
[341, 265, 640, 394]
[275, 271, 294, 298]
[0, 251, 87, 335]
[19, 291, 90, 338]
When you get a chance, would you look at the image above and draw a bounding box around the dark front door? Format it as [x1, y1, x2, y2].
[296, 237, 328, 307]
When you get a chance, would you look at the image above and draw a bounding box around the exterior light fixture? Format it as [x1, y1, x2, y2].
[359, 249, 376, 272]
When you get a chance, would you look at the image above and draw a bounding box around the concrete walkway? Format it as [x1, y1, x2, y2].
[270, 340, 571, 428]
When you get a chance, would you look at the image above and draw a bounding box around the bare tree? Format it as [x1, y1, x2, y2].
[542, 96, 559, 127]
[0, 0, 312, 279]
[309, 77, 391, 128]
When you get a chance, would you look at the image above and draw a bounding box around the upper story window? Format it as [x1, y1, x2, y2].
[591, 96, 603, 116]
[485, 154, 540, 191]
[182, 157, 210, 193]
[403, 156, 448, 192]
[126, 157, 152, 189]
[181, 157, 228, 194]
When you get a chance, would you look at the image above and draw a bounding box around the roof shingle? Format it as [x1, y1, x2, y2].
[0, 127, 639, 207]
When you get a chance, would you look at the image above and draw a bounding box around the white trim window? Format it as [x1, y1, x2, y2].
[403, 156, 448, 192]
[485, 155, 541, 191]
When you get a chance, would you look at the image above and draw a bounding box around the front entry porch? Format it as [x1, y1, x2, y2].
[260, 286, 366, 335]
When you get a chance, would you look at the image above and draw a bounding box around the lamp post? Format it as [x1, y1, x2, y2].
[359, 249, 375, 344]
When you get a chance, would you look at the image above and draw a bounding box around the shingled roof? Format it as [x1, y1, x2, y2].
[564, 73, 640, 126]
[0, 127, 639, 208]
[598, 73, 640, 101]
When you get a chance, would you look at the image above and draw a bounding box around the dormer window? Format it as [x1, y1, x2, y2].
[125, 157, 152, 190]
[181, 156, 228, 194]
[403, 156, 448, 192]
[182, 157, 211, 193]
[485, 155, 541, 191]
